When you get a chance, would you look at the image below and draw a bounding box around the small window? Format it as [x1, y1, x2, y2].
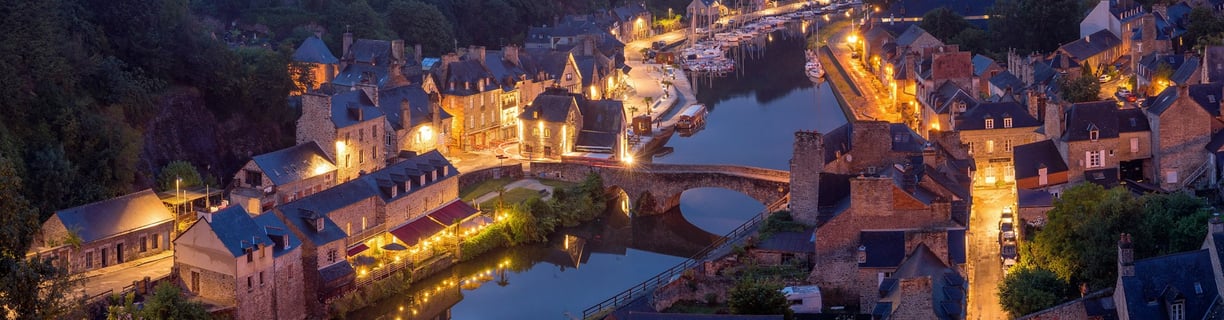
[85, 251, 94, 269]
[1172, 302, 1185, 320]
[545, 128, 552, 138]
[1089, 129, 1099, 141]
[1038, 167, 1048, 186]
[359, 150, 365, 164]
[259, 271, 265, 285]
[1130, 137, 1139, 153]
[140, 236, 148, 253]
[359, 129, 364, 142]
[1087, 150, 1104, 168]
[1003, 117, 1013, 128]
[985, 118, 994, 129]
[247, 249, 254, 263]
[327, 249, 338, 263]
[247, 276, 253, 290]
[987, 140, 995, 153]
[152, 233, 160, 249]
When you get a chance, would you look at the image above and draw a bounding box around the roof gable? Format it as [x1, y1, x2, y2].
[1014, 140, 1070, 180]
[521, 93, 580, 122]
[51, 189, 174, 243]
[1121, 249, 1218, 320]
[293, 36, 339, 64]
[1064, 101, 1121, 141]
[251, 141, 336, 186]
[207, 206, 274, 257]
[1059, 29, 1122, 61]
[955, 101, 1041, 131]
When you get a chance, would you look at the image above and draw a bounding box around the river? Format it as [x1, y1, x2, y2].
[350, 20, 848, 320]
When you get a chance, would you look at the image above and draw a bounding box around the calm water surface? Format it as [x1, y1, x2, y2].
[352, 22, 847, 320]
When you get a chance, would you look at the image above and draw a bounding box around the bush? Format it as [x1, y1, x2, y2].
[460, 224, 509, 261]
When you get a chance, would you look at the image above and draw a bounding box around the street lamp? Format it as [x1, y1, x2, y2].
[175, 176, 182, 216]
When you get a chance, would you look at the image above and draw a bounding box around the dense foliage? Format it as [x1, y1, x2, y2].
[1058, 68, 1103, 103]
[727, 278, 792, 318]
[106, 282, 211, 320]
[997, 267, 1073, 317]
[157, 160, 204, 192]
[1022, 183, 1212, 290]
[459, 173, 607, 260]
[0, 157, 84, 318]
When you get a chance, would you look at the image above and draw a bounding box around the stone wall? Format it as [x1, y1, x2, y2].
[530, 162, 789, 214]
[1064, 137, 1121, 183]
[457, 164, 524, 191]
[650, 267, 735, 311]
[70, 223, 174, 274]
[273, 248, 308, 320]
[1152, 87, 1212, 189]
[234, 270, 276, 320]
[889, 277, 935, 318]
[179, 264, 237, 305]
[334, 118, 387, 182]
[297, 93, 337, 160]
[790, 131, 824, 225]
[385, 175, 459, 228]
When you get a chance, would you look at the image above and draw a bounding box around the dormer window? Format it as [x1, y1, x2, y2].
[315, 217, 325, 232]
[1171, 301, 1185, 320]
[1003, 117, 1013, 128]
[985, 118, 994, 129]
[1089, 129, 1100, 141]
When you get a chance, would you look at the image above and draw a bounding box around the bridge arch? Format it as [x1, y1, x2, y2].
[532, 162, 790, 215]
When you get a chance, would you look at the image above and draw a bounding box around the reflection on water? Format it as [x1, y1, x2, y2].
[355, 18, 849, 320]
[349, 195, 723, 320]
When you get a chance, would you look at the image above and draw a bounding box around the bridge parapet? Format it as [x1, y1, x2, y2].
[531, 162, 791, 214]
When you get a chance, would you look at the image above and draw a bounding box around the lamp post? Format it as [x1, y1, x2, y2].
[175, 176, 182, 216]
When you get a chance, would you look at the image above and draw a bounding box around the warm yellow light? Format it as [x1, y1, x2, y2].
[590, 85, 598, 98]
[313, 164, 330, 176]
[931, 122, 942, 131]
[418, 125, 434, 141]
[335, 140, 346, 153]
[847, 34, 859, 44]
[623, 154, 635, 165]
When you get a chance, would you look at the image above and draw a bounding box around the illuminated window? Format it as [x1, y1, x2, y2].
[1086, 150, 1104, 168]
[985, 119, 994, 129]
[1004, 117, 1013, 128]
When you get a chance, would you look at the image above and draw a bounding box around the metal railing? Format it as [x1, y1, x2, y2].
[581, 206, 776, 319]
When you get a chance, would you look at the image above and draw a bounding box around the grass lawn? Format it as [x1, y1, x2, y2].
[460, 177, 514, 202]
[538, 178, 578, 189]
[478, 188, 544, 209]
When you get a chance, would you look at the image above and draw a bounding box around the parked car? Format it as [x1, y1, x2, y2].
[1099, 74, 1112, 83]
[1001, 240, 1018, 267]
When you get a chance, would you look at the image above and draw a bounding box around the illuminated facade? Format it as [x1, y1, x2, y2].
[230, 141, 338, 214]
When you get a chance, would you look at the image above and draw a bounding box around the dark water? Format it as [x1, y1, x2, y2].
[351, 21, 848, 320]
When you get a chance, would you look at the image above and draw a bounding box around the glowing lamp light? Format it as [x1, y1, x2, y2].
[313, 164, 330, 176]
[418, 125, 434, 141]
[847, 34, 859, 44]
[335, 140, 346, 153]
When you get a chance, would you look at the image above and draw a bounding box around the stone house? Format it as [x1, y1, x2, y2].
[972, 54, 1005, 98]
[1146, 85, 1215, 190]
[1137, 54, 1202, 96]
[788, 126, 970, 309]
[173, 206, 306, 320]
[272, 200, 354, 301]
[377, 84, 452, 156]
[954, 101, 1044, 185]
[1012, 140, 1071, 196]
[748, 228, 814, 267]
[1057, 29, 1124, 75]
[433, 46, 580, 151]
[1055, 101, 1128, 186]
[331, 34, 413, 91]
[918, 81, 978, 134]
[229, 141, 336, 214]
[870, 243, 966, 320]
[298, 87, 388, 183]
[894, 25, 945, 59]
[290, 36, 339, 94]
[610, 3, 652, 43]
[518, 90, 584, 161]
[687, 0, 723, 32]
[35, 189, 175, 274]
[1080, 0, 1144, 42]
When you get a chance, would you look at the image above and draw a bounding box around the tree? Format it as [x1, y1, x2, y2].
[138, 282, 211, 319]
[920, 7, 972, 41]
[727, 278, 792, 318]
[997, 267, 1073, 317]
[1185, 7, 1224, 50]
[988, 0, 1083, 54]
[157, 160, 203, 192]
[1058, 69, 1102, 103]
[387, 0, 455, 56]
[329, 0, 394, 46]
[0, 156, 84, 319]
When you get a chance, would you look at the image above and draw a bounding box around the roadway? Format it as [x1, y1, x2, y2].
[965, 185, 1014, 320]
[823, 26, 901, 123]
[81, 251, 173, 299]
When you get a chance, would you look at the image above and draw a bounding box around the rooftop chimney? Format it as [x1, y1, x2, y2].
[400, 99, 412, 130]
[392, 40, 405, 65]
[1118, 233, 1135, 277]
[414, 43, 423, 65]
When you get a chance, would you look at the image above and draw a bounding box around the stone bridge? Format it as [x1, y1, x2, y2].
[530, 162, 790, 215]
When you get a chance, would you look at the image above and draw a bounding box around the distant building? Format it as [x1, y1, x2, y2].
[610, 3, 653, 43]
[518, 88, 627, 161]
[871, 243, 967, 320]
[290, 36, 340, 94]
[298, 86, 390, 182]
[953, 101, 1043, 185]
[173, 206, 306, 320]
[687, 0, 723, 32]
[34, 189, 175, 274]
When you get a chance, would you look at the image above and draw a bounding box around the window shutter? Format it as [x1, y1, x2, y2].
[1130, 137, 1138, 153]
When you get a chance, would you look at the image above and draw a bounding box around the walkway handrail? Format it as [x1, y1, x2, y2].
[581, 207, 775, 319]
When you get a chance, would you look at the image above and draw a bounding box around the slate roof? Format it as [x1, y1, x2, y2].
[1013, 140, 1069, 180]
[1059, 29, 1122, 62]
[1147, 85, 1183, 116]
[954, 101, 1041, 131]
[928, 81, 978, 115]
[756, 228, 815, 253]
[1047, 52, 1082, 70]
[877, 244, 967, 320]
[971, 54, 996, 77]
[206, 206, 274, 258]
[1085, 168, 1120, 188]
[292, 36, 339, 64]
[622, 312, 782, 320]
[51, 189, 174, 243]
[1018, 188, 1055, 208]
[521, 94, 578, 122]
[896, 24, 936, 48]
[1064, 101, 1121, 141]
[1207, 130, 1224, 153]
[1188, 82, 1224, 117]
[1139, 54, 1185, 76]
[253, 212, 302, 258]
[821, 123, 852, 164]
[1119, 249, 1219, 320]
[333, 63, 393, 89]
[377, 85, 452, 131]
[328, 89, 385, 128]
[251, 141, 336, 186]
[345, 39, 394, 65]
[353, 150, 458, 203]
[1171, 57, 1200, 85]
[988, 71, 1025, 94]
[889, 124, 927, 153]
[612, 4, 647, 21]
[320, 260, 355, 284]
[859, 231, 906, 268]
[1116, 108, 1150, 133]
[577, 100, 625, 150]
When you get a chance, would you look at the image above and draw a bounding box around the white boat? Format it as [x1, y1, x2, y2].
[806, 50, 825, 81]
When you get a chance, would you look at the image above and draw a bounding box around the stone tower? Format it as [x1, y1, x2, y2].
[790, 131, 825, 225]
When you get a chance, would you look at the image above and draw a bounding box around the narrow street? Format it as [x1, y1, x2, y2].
[966, 186, 1014, 320]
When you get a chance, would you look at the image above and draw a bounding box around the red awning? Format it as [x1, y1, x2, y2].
[389, 200, 479, 247]
[346, 243, 369, 256]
